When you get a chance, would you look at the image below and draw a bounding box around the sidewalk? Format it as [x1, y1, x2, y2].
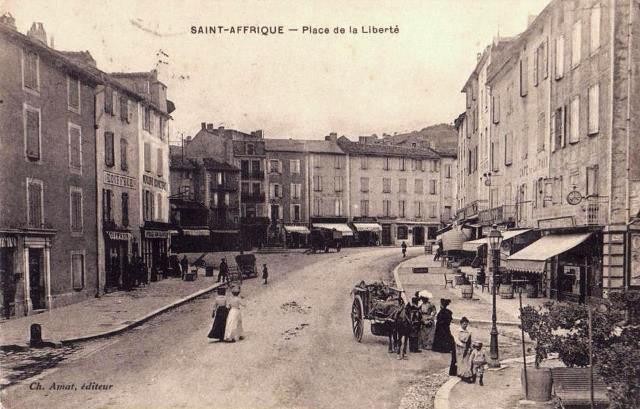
[0, 276, 220, 348]
[394, 254, 547, 326]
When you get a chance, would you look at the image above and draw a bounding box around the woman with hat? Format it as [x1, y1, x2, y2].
[207, 286, 229, 342]
[456, 317, 474, 383]
[224, 286, 244, 342]
[418, 291, 436, 350]
[432, 298, 454, 353]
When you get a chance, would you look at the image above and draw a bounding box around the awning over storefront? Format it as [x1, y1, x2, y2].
[284, 225, 311, 234]
[435, 224, 453, 236]
[462, 229, 531, 252]
[312, 223, 354, 236]
[183, 229, 210, 236]
[505, 233, 592, 273]
[441, 228, 470, 251]
[352, 223, 382, 232]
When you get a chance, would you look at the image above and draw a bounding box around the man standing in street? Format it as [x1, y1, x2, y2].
[262, 264, 268, 285]
[218, 258, 229, 283]
[401, 241, 407, 258]
[180, 255, 189, 279]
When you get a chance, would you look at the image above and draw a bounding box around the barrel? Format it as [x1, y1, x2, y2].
[521, 367, 553, 402]
[499, 284, 514, 299]
[460, 284, 474, 299]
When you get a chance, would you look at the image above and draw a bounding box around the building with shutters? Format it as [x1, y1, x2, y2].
[456, 0, 640, 301]
[0, 18, 100, 317]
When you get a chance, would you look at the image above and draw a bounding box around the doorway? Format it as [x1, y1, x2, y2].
[28, 248, 45, 310]
[381, 224, 392, 245]
[1, 248, 16, 318]
[412, 226, 425, 245]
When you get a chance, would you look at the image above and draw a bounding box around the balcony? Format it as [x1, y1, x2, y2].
[478, 204, 517, 226]
[241, 192, 266, 202]
[212, 182, 238, 191]
[242, 170, 264, 179]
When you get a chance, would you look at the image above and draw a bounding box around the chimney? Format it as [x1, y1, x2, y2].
[253, 129, 263, 139]
[0, 13, 16, 30]
[207, 123, 214, 131]
[201, 122, 206, 130]
[27, 22, 47, 45]
[325, 132, 338, 142]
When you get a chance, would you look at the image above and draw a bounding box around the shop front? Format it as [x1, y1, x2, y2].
[104, 230, 133, 291]
[350, 218, 382, 246]
[141, 222, 172, 279]
[1, 234, 18, 318]
[283, 224, 310, 248]
[462, 229, 537, 268]
[505, 232, 602, 302]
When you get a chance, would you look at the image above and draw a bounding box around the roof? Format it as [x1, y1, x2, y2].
[433, 147, 457, 158]
[202, 158, 239, 171]
[337, 137, 439, 160]
[169, 154, 197, 170]
[265, 138, 344, 154]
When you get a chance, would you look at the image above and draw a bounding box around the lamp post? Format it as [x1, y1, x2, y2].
[487, 224, 503, 368]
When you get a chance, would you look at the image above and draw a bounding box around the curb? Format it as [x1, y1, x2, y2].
[392, 258, 521, 327]
[1, 282, 223, 350]
[433, 355, 535, 409]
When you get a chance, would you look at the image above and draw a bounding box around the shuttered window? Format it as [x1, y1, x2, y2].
[70, 188, 83, 233]
[67, 75, 80, 112]
[23, 50, 39, 91]
[104, 132, 115, 167]
[68, 124, 82, 172]
[104, 87, 113, 114]
[590, 6, 601, 53]
[120, 138, 128, 171]
[492, 95, 500, 123]
[360, 200, 369, 217]
[121, 193, 129, 227]
[588, 84, 599, 135]
[25, 106, 41, 161]
[520, 57, 528, 97]
[157, 148, 163, 176]
[102, 189, 113, 222]
[120, 96, 128, 122]
[27, 179, 43, 227]
[360, 177, 369, 192]
[399, 179, 407, 193]
[569, 96, 580, 143]
[504, 133, 513, 165]
[571, 21, 582, 68]
[415, 179, 423, 194]
[144, 143, 151, 172]
[398, 200, 406, 218]
[313, 175, 322, 191]
[555, 36, 565, 79]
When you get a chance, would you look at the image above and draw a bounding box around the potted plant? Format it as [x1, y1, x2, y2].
[519, 304, 553, 402]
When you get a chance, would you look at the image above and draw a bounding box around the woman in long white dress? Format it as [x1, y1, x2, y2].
[224, 287, 244, 342]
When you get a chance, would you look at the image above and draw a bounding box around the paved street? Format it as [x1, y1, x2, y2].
[2, 247, 452, 409]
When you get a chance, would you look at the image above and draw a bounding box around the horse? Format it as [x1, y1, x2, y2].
[390, 303, 422, 360]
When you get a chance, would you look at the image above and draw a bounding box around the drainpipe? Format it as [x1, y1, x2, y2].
[625, 0, 633, 223]
[94, 90, 101, 298]
[608, 0, 616, 224]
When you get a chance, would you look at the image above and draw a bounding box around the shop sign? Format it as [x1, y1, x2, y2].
[145, 230, 169, 239]
[143, 175, 167, 191]
[107, 231, 131, 241]
[0, 236, 17, 248]
[104, 171, 136, 189]
[538, 216, 575, 229]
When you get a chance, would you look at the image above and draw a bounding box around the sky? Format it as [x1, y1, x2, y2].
[2, 0, 549, 143]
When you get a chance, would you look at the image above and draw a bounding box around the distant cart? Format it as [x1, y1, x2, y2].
[235, 254, 258, 279]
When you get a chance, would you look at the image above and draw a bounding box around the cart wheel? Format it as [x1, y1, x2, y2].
[351, 296, 364, 342]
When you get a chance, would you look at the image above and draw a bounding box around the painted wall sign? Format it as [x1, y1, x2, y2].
[104, 171, 136, 189]
[143, 175, 167, 191]
[106, 231, 132, 241]
[145, 230, 169, 239]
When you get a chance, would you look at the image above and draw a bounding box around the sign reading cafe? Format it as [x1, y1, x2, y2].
[143, 175, 167, 191]
[104, 171, 135, 189]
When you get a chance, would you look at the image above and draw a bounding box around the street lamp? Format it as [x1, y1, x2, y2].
[487, 224, 503, 368]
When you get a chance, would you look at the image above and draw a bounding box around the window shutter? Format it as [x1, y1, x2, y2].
[144, 143, 151, 172]
[69, 126, 81, 170]
[588, 84, 599, 134]
[590, 6, 601, 53]
[157, 148, 163, 176]
[127, 100, 134, 123]
[572, 21, 582, 67]
[492, 95, 500, 124]
[105, 132, 114, 167]
[570, 97, 580, 143]
[26, 109, 40, 160]
[555, 36, 564, 79]
[28, 182, 42, 227]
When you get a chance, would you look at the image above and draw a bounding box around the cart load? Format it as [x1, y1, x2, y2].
[235, 254, 258, 278]
[350, 281, 404, 342]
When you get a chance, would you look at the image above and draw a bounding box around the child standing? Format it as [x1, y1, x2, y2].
[262, 263, 268, 285]
[469, 340, 488, 385]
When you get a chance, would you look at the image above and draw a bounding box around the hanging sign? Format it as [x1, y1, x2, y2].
[566, 189, 583, 205]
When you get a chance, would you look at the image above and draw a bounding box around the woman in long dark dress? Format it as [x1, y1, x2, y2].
[432, 298, 454, 353]
[208, 286, 229, 341]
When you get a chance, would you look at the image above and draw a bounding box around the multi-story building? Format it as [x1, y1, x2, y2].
[459, 0, 640, 302]
[110, 70, 174, 275]
[0, 18, 99, 317]
[264, 139, 309, 247]
[338, 136, 451, 246]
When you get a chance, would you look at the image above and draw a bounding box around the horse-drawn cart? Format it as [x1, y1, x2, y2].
[235, 254, 258, 279]
[350, 281, 404, 342]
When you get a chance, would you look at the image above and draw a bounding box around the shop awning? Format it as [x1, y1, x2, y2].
[183, 229, 210, 236]
[352, 223, 382, 232]
[312, 223, 354, 236]
[435, 224, 453, 236]
[462, 229, 531, 252]
[284, 225, 311, 234]
[505, 233, 592, 273]
[441, 228, 469, 251]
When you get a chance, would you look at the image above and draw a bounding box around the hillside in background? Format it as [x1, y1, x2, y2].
[379, 123, 457, 153]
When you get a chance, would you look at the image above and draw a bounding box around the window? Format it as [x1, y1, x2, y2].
[522, 125, 529, 159]
[103, 189, 113, 222]
[382, 178, 391, 193]
[415, 179, 423, 194]
[70, 187, 83, 233]
[143, 106, 151, 131]
[142, 190, 154, 221]
[120, 96, 129, 122]
[251, 160, 261, 175]
[429, 180, 437, 195]
[555, 36, 565, 79]
[492, 94, 500, 123]
[397, 226, 408, 240]
[537, 112, 546, 152]
[156, 148, 164, 176]
[334, 199, 343, 216]
[27, 179, 43, 227]
[290, 159, 300, 174]
[105, 132, 115, 167]
[383, 200, 391, 217]
[445, 165, 452, 179]
[398, 200, 406, 218]
[104, 87, 113, 114]
[269, 183, 282, 198]
[553, 106, 567, 151]
[252, 182, 261, 196]
[569, 96, 580, 143]
[67, 75, 81, 113]
[572, 20, 582, 68]
[144, 143, 151, 172]
[120, 138, 128, 171]
[159, 117, 165, 140]
[334, 156, 343, 169]
[360, 156, 368, 170]
[313, 175, 322, 191]
[289, 183, 300, 199]
[429, 160, 440, 173]
[586, 165, 599, 196]
[588, 84, 599, 134]
[590, 6, 601, 53]
[360, 200, 369, 217]
[22, 49, 39, 92]
[429, 203, 437, 218]
[269, 159, 280, 173]
[360, 177, 369, 192]
[334, 176, 343, 192]
[383, 157, 391, 171]
[416, 159, 423, 171]
[71, 252, 85, 290]
[241, 182, 250, 194]
[414, 201, 422, 218]
[24, 104, 41, 161]
[157, 193, 163, 220]
[491, 141, 499, 171]
[246, 143, 255, 155]
[504, 133, 513, 166]
[121, 192, 129, 227]
[520, 56, 528, 96]
[212, 192, 219, 208]
[400, 157, 407, 171]
[399, 178, 407, 193]
[313, 197, 322, 216]
[68, 123, 82, 173]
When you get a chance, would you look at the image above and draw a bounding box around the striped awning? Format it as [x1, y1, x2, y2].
[462, 229, 531, 252]
[352, 223, 382, 232]
[441, 228, 468, 251]
[312, 223, 354, 236]
[284, 225, 311, 234]
[505, 233, 592, 273]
